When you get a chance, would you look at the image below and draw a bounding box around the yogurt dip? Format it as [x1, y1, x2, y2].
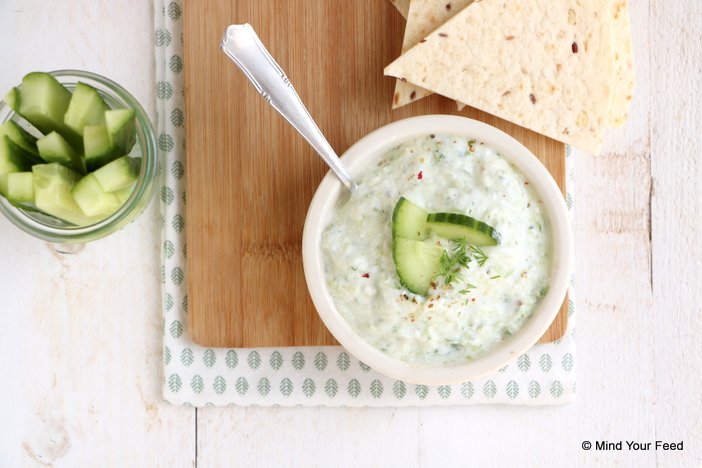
[321, 135, 551, 365]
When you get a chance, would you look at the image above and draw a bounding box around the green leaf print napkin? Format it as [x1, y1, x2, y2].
[156, 0, 576, 406]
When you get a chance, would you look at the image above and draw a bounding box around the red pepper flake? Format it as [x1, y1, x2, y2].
[471, 298, 476, 302]
[420, 38, 427, 43]
[361, 273, 370, 278]
[417, 171, 423, 180]
[445, 3, 451, 10]
[430, 281, 437, 289]
[529, 93, 536, 104]
[524, 181, 529, 185]
[571, 41, 579, 53]
[428, 303, 434, 308]
[438, 32, 448, 38]
[505, 35, 515, 41]
[410, 91, 417, 100]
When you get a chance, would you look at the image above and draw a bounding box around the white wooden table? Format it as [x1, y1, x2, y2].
[1, 1, 700, 466]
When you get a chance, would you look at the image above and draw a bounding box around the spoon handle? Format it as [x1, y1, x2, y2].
[220, 24, 356, 192]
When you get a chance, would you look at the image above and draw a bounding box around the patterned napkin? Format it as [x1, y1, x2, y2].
[155, 0, 576, 406]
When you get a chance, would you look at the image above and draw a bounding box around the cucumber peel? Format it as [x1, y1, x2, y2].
[105, 109, 136, 155]
[84, 124, 119, 171]
[427, 212, 500, 246]
[63, 82, 108, 136]
[93, 156, 139, 192]
[6, 72, 82, 150]
[37, 131, 86, 174]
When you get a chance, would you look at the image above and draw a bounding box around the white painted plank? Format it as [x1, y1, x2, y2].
[650, 0, 702, 465]
[197, 407, 420, 468]
[0, 1, 195, 466]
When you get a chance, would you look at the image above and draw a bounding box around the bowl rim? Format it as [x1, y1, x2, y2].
[0, 69, 158, 243]
[302, 115, 573, 385]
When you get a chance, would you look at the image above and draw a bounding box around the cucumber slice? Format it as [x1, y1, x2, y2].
[427, 212, 500, 246]
[72, 174, 121, 217]
[33, 163, 99, 226]
[0, 120, 39, 156]
[392, 238, 444, 295]
[0, 136, 33, 175]
[84, 125, 119, 171]
[105, 109, 136, 155]
[92, 156, 139, 192]
[392, 197, 429, 240]
[0, 171, 34, 207]
[4, 73, 82, 150]
[37, 131, 86, 174]
[63, 82, 108, 136]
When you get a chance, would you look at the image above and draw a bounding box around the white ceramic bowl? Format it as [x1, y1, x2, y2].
[302, 115, 573, 385]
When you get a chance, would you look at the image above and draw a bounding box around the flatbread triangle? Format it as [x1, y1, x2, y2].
[385, 0, 616, 154]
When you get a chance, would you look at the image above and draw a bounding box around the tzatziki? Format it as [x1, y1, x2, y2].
[321, 135, 551, 365]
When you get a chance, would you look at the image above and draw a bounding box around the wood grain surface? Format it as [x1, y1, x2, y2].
[183, 0, 567, 348]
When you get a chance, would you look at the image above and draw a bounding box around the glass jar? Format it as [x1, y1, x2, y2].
[0, 70, 157, 244]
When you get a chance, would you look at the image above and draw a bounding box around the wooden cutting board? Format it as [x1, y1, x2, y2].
[183, 0, 568, 348]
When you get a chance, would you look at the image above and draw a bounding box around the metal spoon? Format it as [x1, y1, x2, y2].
[220, 24, 357, 192]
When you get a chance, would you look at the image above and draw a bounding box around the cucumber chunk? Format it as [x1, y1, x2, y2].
[84, 125, 119, 171]
[63, 82, 108, 136]
[427, 212, 500, 246]
[392, 197, 429, 240]
[92, 156, 139, 192]
[37, 131, 86, 174]
[105, 109, 136, 155]
[392, 238, 444, 295]
[4, 73, 82, 150]
[0, 171, 34, 208]
[0, 136, 33, 175]
[72, 174, 121, 217]
[113, 185, 134, 205]
[33, 163, 99, 226]
[0, 120, 39, 156]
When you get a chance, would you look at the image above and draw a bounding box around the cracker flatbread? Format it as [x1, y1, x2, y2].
[389, 0, 411, 18]
[385, 0, 615, 154]
[392, 0, 474, 109]
[609, 0, 635, 126]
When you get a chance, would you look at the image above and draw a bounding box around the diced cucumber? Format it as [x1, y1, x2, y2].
[33, 163, 99, 226]
[426, 212, 500, 246]
[4, 73, 82, 150]
[93, 156, 139, 192]
[84, 125, 119, 171]
[63, 82, 108, 136]
[392, 238, 444, 296]
[0, 120, 39, 157]
[113, 185, 134, 205]
[0, 171, 34, 207]
[72, 174, 121, 217]
[37, 131, 86, 174]
[392, 197, 429, 240]
[0, 136, 33, 175]
[105, 108, 136, 155]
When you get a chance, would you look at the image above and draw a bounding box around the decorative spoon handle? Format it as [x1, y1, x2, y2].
[220, 24, 357, 192]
